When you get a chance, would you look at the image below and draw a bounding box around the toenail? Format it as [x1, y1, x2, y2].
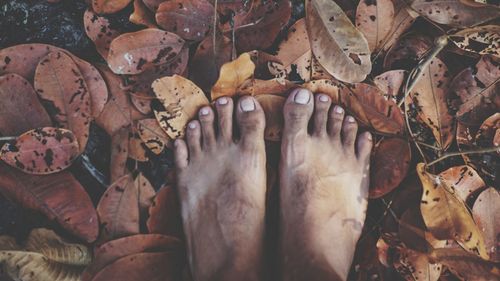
[294, 89, 311, 104]
[334, 106, 344, 114]
[240, 97, 255, 112]
[200, 107, 210, 116]
[174, 139, 181, 147]
[188, 122, 197, 129]
[347, 116, 355, 123]
[319, 94, 329, 102]
[218, 97, 228, 105]
[367, 132, 373, 141]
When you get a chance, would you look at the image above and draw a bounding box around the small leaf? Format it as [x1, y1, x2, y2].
[374, 70, 407, 103]
[137, 118, 171, 154]
[439, 165, 486, 202]
[255, 95, 286, 141]
[450, 25, 500, 58]
[147, 185, 183, 238]
[134, 173, 156, 222]
[128, 126, 149, 162]
[92, 0, 133, 14]
[211, 52, 256, 100]
[355, 0, 395, 53]
[110, 126, 130, 183]
[0, 127, 79, 174]
[84, 9, 121, 59]
[472, 187, 500, 262]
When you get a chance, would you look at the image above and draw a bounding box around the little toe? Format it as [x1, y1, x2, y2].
[174, 139, 188, 169]
[236, 96, 265, 149]
[313, 94, 331, 137]
[328, 105, 345, 142]
[186, 120, 201, 158]
[215, 97, 234, 143]
[356, 131, 373, 165]
[342, 115, 358, 152]
[283, 88, 314, 138]
[198, 106, 216, 150]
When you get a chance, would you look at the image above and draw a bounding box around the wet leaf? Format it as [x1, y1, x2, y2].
[417, 163, 488, 259]
[306, 0, 372, 83]
[374, 70, 407, 103]
[84, 9, 121, 59]
[450, 25, 500, 58]
[147, 185, 183, 238]
[137, 118, 171, 154]
[156, 0, 214, 41]
[110, 126, 130, 183]
[407, 57, 455, 150]
[472, 187, 500, 262]
[153, 75, 209, 139]
[34, 51, 91, 152]
[0, 163, 98, 242]
[439, 165, 486, 202]
[0, 127, 79, 175]
[429, 248, 500, 280]
[0, 73, 52, 136]
[369, 138, 411, 198]
[211, 52, 256, 100]
[92, 0, 133, 14]
[255, 95, 286, 141]
[107, 28, 185, 75]
[355, 0, 395, 53]
[130, 0, 157, 28]
[96, 175, 140, 243]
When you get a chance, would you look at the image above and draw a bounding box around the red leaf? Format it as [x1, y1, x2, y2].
[147, 185, 183, 239]
[84, 9, 121, 59]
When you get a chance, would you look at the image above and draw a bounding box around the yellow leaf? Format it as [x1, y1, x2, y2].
[211, 52, 256, 100]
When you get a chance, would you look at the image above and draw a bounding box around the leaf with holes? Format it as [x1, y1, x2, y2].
[472, 187, 500, 262]
[34, 51, 91, 152]
[355, 0, 395, 53]
[92, 0, 133, 14]
[84, 9, 121, 59]
[417, 163, 488, 259]
[255, 95, 286, 141]
[153, 75, 209, 139]
[0, 73, 52, 135]
[306, 0, 371, 83]
[137, 119, 171, 154]
[211, 52, 256, 100]
[0, 127, 79, 175]
[439, 165, 486, 202]
[147, 185, 183, 238]
[107, 28, 185, 75]
[450, 25, 500, 58]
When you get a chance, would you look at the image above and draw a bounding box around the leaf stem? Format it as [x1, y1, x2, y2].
[426, 146, 500, 167]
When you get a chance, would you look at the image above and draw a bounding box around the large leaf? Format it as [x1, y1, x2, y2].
[0, 163, 98, 242]
[147, 185, 183, 238]
[211, 52, 256, 100]
[306, 0, 371, 83]
[472, 187, 500, 262]
[355, 0, 395, 52]
[34, 51, 92, 152]
[450, 25, 500, 58]
[107, 28, 185, 75]
[0, 73, 52, 135]
[417, 163, 488, 259]
[0, 127, 79, 174]
[439, 165, 486, 202]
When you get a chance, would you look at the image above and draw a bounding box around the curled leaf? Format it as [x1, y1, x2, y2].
[211, 52, 256, 100]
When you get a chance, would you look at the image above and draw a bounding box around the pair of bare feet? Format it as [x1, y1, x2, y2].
[174, 88, 372, 281]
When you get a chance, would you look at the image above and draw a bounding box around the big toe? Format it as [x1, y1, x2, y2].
[283, 88, 314, 139]
[236, 96, 265, 149]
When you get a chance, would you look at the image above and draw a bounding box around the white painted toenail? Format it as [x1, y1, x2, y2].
[200, 107, 210, 116]
[367, 132, 372, 140]
[334, 106, 344, 114]
[240, 97, 255, 112]
[347, 116, 355, 123]
[174, 140, 181, 147]
[188, 122, 197, 129]
[294, 89, 310, 104]
[319, 94, 329, 102]
[218, 97, 228, 105]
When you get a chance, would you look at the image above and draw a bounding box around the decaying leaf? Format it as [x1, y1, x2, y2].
[0, 163, 98, 242]
[476, 113, 500, 147]
[237, 79, 296, 96]
[472, 187, 500, 262]
[153, 75, 209, 139]
[34, 51, 91, 152]
[96, 175, 140, 243]
[374, 70, 406, 103]
[84, 9, 121, 59]
[393, 247, 442, 281]
[107, 28, 185, 75]
[378, 0, 415, 53]
[430, 248, 500, 280]
[137, 118, 171, 154]
[110, 126, 130, 183]
[255, 95, 286, 141]
[417, 163, 488, 259]
[128, 126, 149, 162]
[0, 73, 52, 136]
[355, 0, 395, 53]
[439, 165, 486, 202]
[156, 0, 214, 41]
[130, 0, 157, 28]
[306, 0, 372, 83]
[147, 185, 183, 238]
[383, 34, 432, 70]
[0, 127, 79, 174]
[211, 52, 256, 100]
[134, 173, 156, 218]
[92, 0, 133, 14]
[450, 25, 500, 58]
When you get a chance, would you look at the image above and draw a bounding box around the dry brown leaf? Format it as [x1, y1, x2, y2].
[407, 57, 455, 150]
[147, 185, 183, 238]
[303, 79, 341, 103]
[383, 34, 432, 70]
[110, 126, 130, 183]
[355, 0, 395, 53]
[0, 236, 20, 250]
[0, 73, 52, 136]
[429, 248, 500, 280]
[374, 70, 407, 103]
[130, 0, 157, 28]
[439, 165, 486, 202]
[472, 187, 500, 262]
[379, 0, 415, 53]
[237, 79, 296, 96]
[92, 0, 133, 14]
[128, 125, 149, 162]
[153, 75, 209, 139]
[137, 118, 171, 154]
[107, 28, 185, 75]
[211, 52, 256, 100]
[84, 9, 121, 59]
[417, 163, 488, 259]
[255, 95, 286, 141]
[475, 113, 500, 148]
[306, 0, 372, 83]
[450, 25, 500, 58]
[0, 127, 79, 174]
[393, 247, 442, 281]
[134, 173, 156, 218]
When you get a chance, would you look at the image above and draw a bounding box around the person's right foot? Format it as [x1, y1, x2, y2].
[279, 88, 373, 281]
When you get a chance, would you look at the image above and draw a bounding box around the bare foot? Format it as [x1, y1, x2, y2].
[279, 88, 373, 281]
[174, 96, 267, 281]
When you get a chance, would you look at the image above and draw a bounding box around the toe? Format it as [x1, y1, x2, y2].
[174, 139, 188, 169]
[198, 106, 216, 150]
[215, 97, 234, 144]
[313, 94, 331, 137]
[283, 88, 314, 138]
[328, 105, 344, 142]
[356, 132, 373, 164]
[236, 96, 265, 149]
[186, 120, 201, 158]
[342, 115, 358, 152]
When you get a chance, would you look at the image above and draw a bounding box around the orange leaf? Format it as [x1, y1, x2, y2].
[355, 0, 395, 52]
[439, 165, 486, 202]
[255, 95, 286, 141]
[211, 52, 256, 100]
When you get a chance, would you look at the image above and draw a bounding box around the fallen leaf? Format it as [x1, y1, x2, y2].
[0, 163, 98, 242]
[302, 79, 341, 103]
[147, 185, 183, 238]
[383, 34, 432, 70]
[156, 0, 214, 41]
[142, 0, 164, 11]
[96, 175, 140, 243]
[237, 79, 296, 96]
[393, 247, 442, 281]
[450, 25, 500, 58]
[92, 0, 133, 14]
[369, 138, 411, 198]
[429, 248, 500, 280]
[211, 52, 256, 100]
[417, 163, 488, 259]
[0, 236, 20, 250]
[0, 127, 79, 174]
[137, 118, 171, 154]
[439, 165, 486, 202]
[355, 0, 395, 53]
[378, 0, 415, 53]
[255, 94, 285, 141]
[128, 126, 149, 162]
[107, 28, 185, 75]
[134, 173, 156, 219]
[472, 187, 500, 262]
[475, 113, 500, 148]
[153, 75, 209, 139]
[0, 73, 52, 136]
[110, 126, 130, 183]
[306, 0, 372, 83]
[84, 9, 121, 59]
[34, 51, 92, 152]
[130, 0, 157, 28]
[374, 70, 407, 103]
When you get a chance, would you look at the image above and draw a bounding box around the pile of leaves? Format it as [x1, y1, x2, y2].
[0, 0, 499, 280]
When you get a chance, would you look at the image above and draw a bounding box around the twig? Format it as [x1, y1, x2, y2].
[415, 141, 440, 151]
[426, 146, 500, 167]
[0, 136, 16, 141]
[213, 0, 218, 57]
